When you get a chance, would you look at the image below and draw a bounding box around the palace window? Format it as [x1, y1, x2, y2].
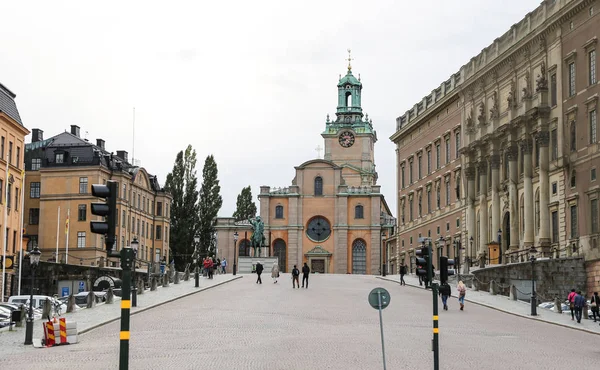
[427, 188, 431, 213]
[314, 176, 323, 196]
[551, 129, 558, 160]
[275, 205, 284, 219]
[78, 204, 86, 221]
[79, 177, 88, 194]
[569, 62, 576, 97]
[436, 185, 441, 209]
[355, 205, 364, 219]
[591, 109, 597, 144]
[591, 199, 599, 234]
[571, 170, 577, 188]
[445, 179, 450, 205]
[436, 143, 441, 169]
[418, 155, 422, 179]
[570, 204, 578, 238]
[30, 182, 40, 199]
[156, 225, 162, 240]
[55, 152, 64, 164]
[77, 232, 86, 248]
[552, 211, 559, 243]
[590, 49, 597, 85]
[409, 160, 413, 184]
[401, 165, 405, 188]
[445, 137, 450, 164]
[122, 210, 126, 227]
[31, 158, 41, 171]
[571, 120, 577, 152]
[551, 73, 557, 106]
[455, 132, 461, 159]
[409, 198, 414, 221]
[427, 150, 431, 174]
[29, 208, 39, 225]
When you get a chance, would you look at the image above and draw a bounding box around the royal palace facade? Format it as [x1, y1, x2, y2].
[391, 0, 600, 291]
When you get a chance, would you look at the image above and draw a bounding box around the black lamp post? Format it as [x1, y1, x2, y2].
[497, 229, 502, 264]
[24, 245, 41, 345]
[454, 239, 462, 282]
[530, 246, 537, 316]
[194, 235, 200, 287]
[131, 237, 139, 308]
[466, 236, 473, 274]
[233, 231, 239, 276]
[438, 236, 444, 269]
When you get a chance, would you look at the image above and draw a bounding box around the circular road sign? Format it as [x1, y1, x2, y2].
[368, 287, 391, 310]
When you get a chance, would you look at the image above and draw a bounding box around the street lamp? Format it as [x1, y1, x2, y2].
[24, 245, 41, 345]
[438, 236, 444, 268]
[194, 235, 200, 287]
[466, 236, 473, 274]
[497, 229, 502, 264]
[454, 238, 462, 282]
[233, 231, 239, 276]
[529, 246, 537, 316]
[131, 237, 139, 307]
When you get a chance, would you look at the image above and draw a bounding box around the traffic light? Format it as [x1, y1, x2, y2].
[439, 256, 455, 284]
[415, 247, 429, 278]
[90, 181, 117, 254]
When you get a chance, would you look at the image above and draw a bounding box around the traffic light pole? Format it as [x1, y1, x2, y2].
[116, 247, 133, 370]
[427, 243, 440, 370]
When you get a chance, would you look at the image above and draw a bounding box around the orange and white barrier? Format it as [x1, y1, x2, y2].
[42, 318, 78, 347]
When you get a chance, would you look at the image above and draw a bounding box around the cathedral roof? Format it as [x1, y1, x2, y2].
[295, 159, 341, 169]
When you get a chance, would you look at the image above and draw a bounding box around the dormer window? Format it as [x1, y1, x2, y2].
[55, 153, 64, 163]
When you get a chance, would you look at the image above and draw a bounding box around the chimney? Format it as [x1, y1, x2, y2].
[31, 128, 44, 143]
[70, 125, 80, 137]
[116, 150, 129, 163]
[96, 139, 105, 150]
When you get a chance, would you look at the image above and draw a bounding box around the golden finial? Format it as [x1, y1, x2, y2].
[346, 49, 353, 71]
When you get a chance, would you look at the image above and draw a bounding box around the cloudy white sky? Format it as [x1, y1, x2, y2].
[2, 0, 540, 217]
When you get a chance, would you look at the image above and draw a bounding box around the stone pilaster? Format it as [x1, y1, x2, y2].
[507, 144, 519, 250]
[466, 164, 477, 259]
[521, 137, 534, 246]
[478, 160, 489, 261]
[490, 153, 501, 251]
[538, 130, 551, 247]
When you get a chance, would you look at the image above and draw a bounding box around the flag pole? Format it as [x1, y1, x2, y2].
[1, 155, 8, 302]
[56, 206, 60, 263]
[17, 170, 25, 295]
[65, 208, 70, 264]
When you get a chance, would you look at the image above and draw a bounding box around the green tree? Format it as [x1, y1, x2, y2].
[232, 186, 257, 221]
[198, 155, 223, 257]
[164, 145, 200, 270]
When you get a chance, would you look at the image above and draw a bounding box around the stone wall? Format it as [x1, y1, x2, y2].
[585, 259, 600, 294]
[472, 257, 586, 302]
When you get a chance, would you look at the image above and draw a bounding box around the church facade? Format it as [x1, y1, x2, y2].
[215, 64, 395, 275]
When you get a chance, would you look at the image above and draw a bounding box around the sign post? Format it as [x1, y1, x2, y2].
[368, 287, 390, 370]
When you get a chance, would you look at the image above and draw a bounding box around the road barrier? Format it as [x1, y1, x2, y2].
[42, 318, 78, 347]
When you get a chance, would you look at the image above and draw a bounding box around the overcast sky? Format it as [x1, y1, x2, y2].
[2, 0, 540, 217]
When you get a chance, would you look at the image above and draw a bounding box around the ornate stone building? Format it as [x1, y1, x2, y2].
[216, 62, 395, 274]
[391, 0, 599, 291]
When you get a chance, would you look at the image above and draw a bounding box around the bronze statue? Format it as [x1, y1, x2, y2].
[249, 216, 265, 257]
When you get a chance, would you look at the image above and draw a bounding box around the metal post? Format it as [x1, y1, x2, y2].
[119, 246, 134, 370]
[131, 255, 137, 308]
[530, 256, 537, 316]
[24, 266, 35, 345]
[428, 242, 440, 370]
[377, 291, 387, 370]
[233, 243, 237, 276]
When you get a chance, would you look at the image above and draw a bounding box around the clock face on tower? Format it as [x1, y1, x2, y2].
[339, 131, 355, 148]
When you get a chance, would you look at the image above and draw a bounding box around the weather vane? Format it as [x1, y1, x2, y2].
[346, 49, 353, 71]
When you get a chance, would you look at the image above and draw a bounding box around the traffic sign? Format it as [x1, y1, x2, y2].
[368, 287, 390, 310]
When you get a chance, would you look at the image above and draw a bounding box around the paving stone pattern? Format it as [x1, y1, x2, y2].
[0, 273, 597, 369]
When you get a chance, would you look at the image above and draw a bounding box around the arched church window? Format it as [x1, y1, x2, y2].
[345, 91, 352, 107]
[314, 176, 323, 196]
[352, 239, 367, 274]
[355, 205, 364, 219]
[275, 205, 284, 219]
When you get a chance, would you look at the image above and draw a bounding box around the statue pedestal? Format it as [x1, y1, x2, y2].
[237, 257, 278, 274]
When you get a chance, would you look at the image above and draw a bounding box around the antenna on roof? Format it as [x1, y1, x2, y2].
[132, 107, 135, 166]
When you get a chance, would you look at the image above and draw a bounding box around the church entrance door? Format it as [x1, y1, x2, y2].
[273, 239, 286, 273]
[352, 239, 367, 274]
[311, 259, 325, 274]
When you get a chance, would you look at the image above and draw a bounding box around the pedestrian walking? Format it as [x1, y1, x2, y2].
[216, 258, 221, 275]
[457, 280, 466, 311]
[292, 265, 300, 289]
[590, 292, 599, 323]
[439, 282, 451, 310]
[574, 290, 586, 323]
[255, 261, 264, 284]
[400, 263, 407, 285]
[271, 262, 280, 284]
[568, 288, 577, 321]
[221, 258, 227, 274]
[302, 262, 310, 289]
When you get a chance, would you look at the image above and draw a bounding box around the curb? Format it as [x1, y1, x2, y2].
[78, 276, 243, 335]
[376, 276, 600, 336]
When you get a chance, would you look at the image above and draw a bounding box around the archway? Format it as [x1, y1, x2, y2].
[273, 239, 287, 273]
[502, 212, 510, 264]
[352, 239, 367, 274]
[238, 239, 251, 257]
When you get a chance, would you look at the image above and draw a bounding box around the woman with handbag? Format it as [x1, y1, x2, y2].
[271, 262, 280, 284]
[567, 289, 577, 321]
[457, 280, 467, 311]
[591, 292, 599, 323]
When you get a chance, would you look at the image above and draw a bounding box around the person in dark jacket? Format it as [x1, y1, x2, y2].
[400, 263, 407, 285]
[292, 265, 300, 288]
[255, 261, 264, 284]
[301, 263, 310, 288]
[439, 283, 451, 310]
[574, 290, 586, 323]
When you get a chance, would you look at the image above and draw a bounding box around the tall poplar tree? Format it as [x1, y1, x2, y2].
[232, 186, 257, 221]
[198, 155, 223, 257]
[164, 145, 200, 269]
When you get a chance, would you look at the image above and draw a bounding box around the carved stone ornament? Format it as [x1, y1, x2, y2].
[507, 79, 517, 110]
[538, 36, 546, 53]
[522, 71, 532, 100]
[537, 130, 550, 147]
[466, 109, 477, 134]
[477, 160, 488, 174]
[489, 91, 499, 119]
[490, 154, 501, 169]
[465, 165, 477, 180]
[506, 144, 519, 161]
[536, 61, 548, 92]
[477, 102, 486, 125]
[520, 138, 534, 154]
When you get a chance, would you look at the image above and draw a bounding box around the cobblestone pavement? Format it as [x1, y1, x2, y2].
[381, 274, 600, 335]
[1, 273, 597, 369]
[0, 273, 239, 357]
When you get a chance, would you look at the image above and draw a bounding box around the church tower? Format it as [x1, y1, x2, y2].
[322, 52, 377, 186]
